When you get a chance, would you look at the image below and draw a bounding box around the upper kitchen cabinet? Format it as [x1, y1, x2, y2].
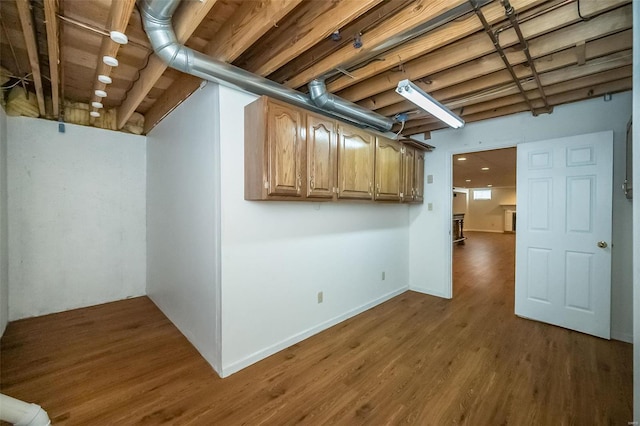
[374, 137, 402, 201]
[337, 123, 375, 200]
[245, 97, 304, 200]
[414, 150, 425, 203]
[306, 113, 336, 199]
[402, 145, 416, 202]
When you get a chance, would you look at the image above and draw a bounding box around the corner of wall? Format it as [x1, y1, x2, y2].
[0, 107, 8, 336]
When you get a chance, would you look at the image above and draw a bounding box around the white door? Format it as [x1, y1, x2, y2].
[515, 131, 613, 339]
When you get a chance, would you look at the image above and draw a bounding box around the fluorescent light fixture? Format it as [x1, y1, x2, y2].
[465, 179, 471, 182]
[396, 79, 464, 129]
[110, 31, 128, 45]
[457, 157, 467, 161]
[103, 56, 119, 67]
[98, 74, 112, 84]
[481, 167, 490, 170]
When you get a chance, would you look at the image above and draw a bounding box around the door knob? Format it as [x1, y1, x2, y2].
[597, 241, 608, 249]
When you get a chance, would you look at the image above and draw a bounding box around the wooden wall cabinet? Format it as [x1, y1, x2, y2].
[375, 137, 402, 201]
[245, 96, 428, 204]
[306, 113, 336, 199]
[245, 97, 304, 200]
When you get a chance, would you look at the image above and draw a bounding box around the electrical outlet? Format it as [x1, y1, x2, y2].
[382, 271, 386, 280]
[427, 174, 434, 184]
[317, 291, 323, 304]
[428, 202, 433, 211]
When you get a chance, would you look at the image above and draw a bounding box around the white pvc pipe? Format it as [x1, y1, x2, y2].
[0, 394, 51, 426]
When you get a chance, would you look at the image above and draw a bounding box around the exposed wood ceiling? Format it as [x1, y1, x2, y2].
[0, 0, 632, 136]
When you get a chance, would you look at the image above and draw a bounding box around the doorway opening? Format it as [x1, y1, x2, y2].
[451, 147, 517, 298]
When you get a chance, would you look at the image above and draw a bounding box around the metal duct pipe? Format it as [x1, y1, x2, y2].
[139, 0, 394, 132]
[308, 79, 394, 131]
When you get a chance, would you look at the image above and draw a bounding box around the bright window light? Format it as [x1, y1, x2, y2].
[473, 189, 492, 200]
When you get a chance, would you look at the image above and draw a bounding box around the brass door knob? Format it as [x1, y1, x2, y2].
[597, 241, 608, 249]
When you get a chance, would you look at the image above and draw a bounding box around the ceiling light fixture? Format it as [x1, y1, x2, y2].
[481, 167, 490, 170]
[103, 56, 119, 67]
[110, 30, 128, 45]
[91, 101, 104, 109]
[98, 75, 112, 84]
[396, 79, 464, 129]
[487, 184, 493, 187]
[94, 89, 107, 98]
[465, 179, 471, 182]
[90, 111, 100, 118]
[457, 157, 467, 161]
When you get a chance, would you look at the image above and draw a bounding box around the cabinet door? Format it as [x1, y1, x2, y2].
[414, 150, 425, 203]
[337, 124, 375, 199]
[402, 146, 416, 203]
[374, 137, 402, 201]
[267, 101, 303, 197]
[306, 113, 336, 199]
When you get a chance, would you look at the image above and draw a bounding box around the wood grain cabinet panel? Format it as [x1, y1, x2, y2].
[375, 137, 402, 201]
[414, 150, 425, 203]
[337, 123, 375, 200]
[402, 145, 416, 202]
[267, 100, 303, 197]
[245, 97, 304, 200]
[306, 113, 336, 199]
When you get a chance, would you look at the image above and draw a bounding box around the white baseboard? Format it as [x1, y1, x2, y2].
[463, 229, 505, 233]
[409, 286, 451, 299]
[611, 329, 632, 343]
[221, 286, 409, 377]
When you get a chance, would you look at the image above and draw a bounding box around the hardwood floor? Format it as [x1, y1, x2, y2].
[1, 231, 632, 425]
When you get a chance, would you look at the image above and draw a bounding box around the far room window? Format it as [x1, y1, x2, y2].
[473, 189, 492, 200]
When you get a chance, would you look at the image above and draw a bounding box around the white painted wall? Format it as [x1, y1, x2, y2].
[0, 107, 8, 335]
[7, 117, 146, 320]
[218, 85, 409, 375]
[465, 187, 516, 232]
[409, 92, 633, 342]
[146, 83, 222, 373]
[632, 0, 639, 418]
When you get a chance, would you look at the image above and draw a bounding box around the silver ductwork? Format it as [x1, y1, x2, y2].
[139, 0, 395, 132]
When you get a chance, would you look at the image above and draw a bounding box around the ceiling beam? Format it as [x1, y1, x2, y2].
[43, 0, 60, 118]
[283, 0, 469, 90]
[238, 0, 384, 78]
[89, 0, 136, 125]
[116, 0, 219, 129]
[15, 0, 46, 116]
[358, 7, 632, 114]
[325, 0, 547, 94]
[339, 2, 631, 104]
[143, 0, 304, 134]
[405, 78, 632, 135]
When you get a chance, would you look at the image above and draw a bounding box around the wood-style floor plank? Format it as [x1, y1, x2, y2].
[0, 231, 632, 424]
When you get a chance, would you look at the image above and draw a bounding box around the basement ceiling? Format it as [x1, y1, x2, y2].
[453, 147, 516, 188]
[0, 0, 632, 136]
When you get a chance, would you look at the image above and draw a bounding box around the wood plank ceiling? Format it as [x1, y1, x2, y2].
[0, 0, 632, 137]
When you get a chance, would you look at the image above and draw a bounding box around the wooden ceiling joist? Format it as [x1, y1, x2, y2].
[142, 0, 304, 134]
[283, 0, 469, 90]
[89, 0, 136, 125]
[43, 0, 60, 117]
[15, 0, 46, 116]
[406, 77, 632, 135]
[341, 2, 631, 105]
[116, 0, 219, 130]
[325, 0, 547, 94]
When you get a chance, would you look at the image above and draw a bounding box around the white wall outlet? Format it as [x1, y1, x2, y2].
[382, 271, 385, 280]
[427, 174, 434, 184]
[428, 202, 433, 211]
[317, 291, 323, 303]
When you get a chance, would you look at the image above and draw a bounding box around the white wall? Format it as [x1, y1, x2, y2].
[0, 107, 8, 335]
[7, 117, 146, 320]
[218, 85, 409, 375]
[146, 83, 222, 373]
[409, 92, 633, 342]
[632, 0, 639, 418]
[465, 187, 516, 232]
